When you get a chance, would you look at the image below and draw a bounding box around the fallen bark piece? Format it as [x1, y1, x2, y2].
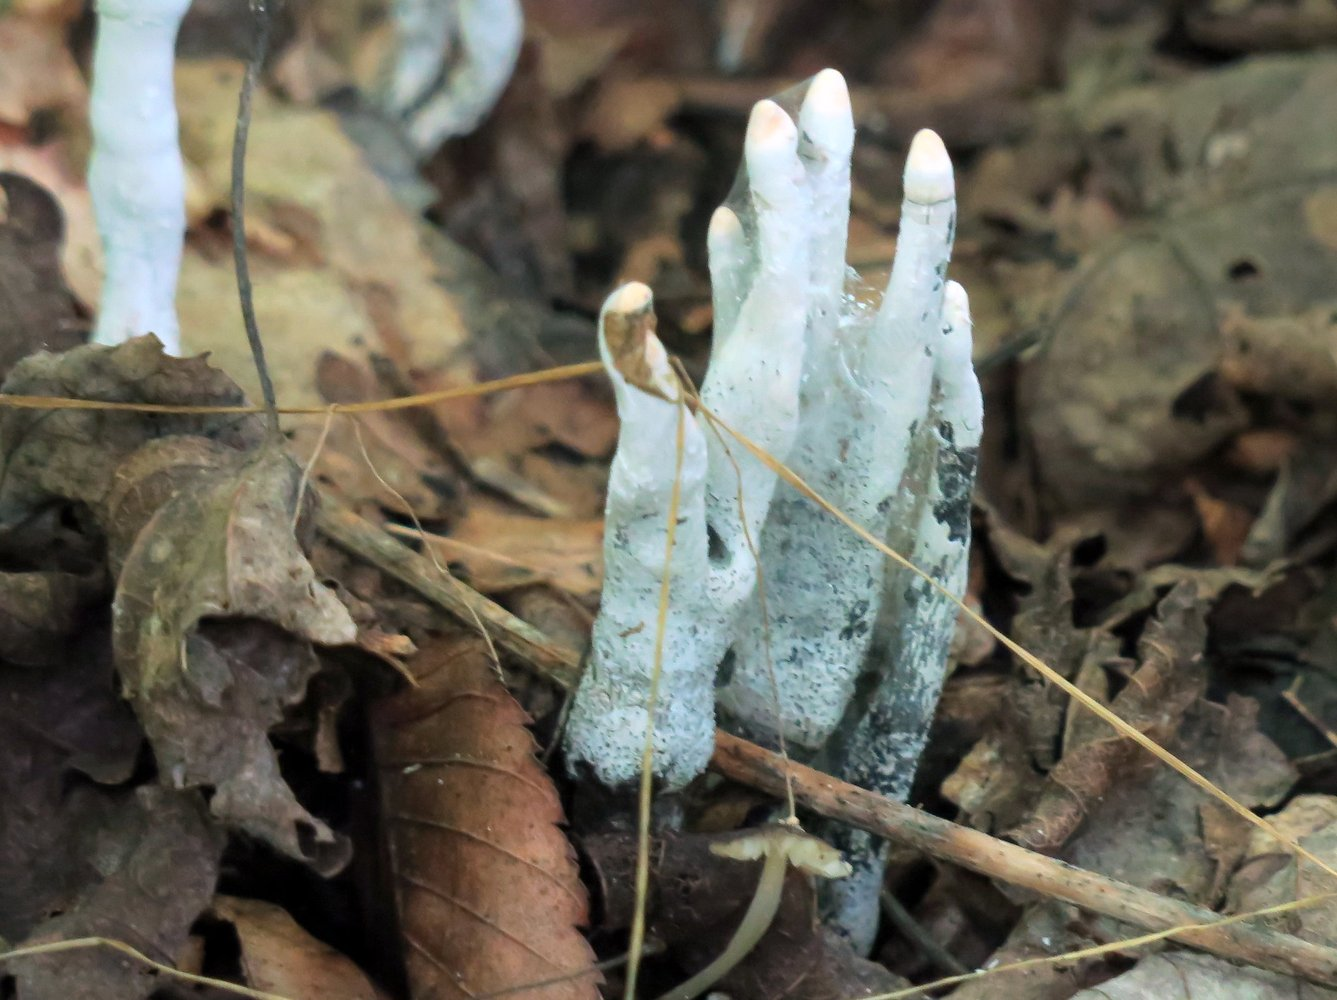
[373, 633, 597, 1000]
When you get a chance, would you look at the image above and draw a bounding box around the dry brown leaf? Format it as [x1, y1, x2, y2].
[1229, 794, 1337, 953]
[0, 172, 85, 381]
[0, 337, 264, 522]
[0, 567, 104, 667]
[1186, 0, 1337, 52]
[1219, 302, 1337, 406]
[172, 59, 471, 411]
[8, 787, 224, 1000]
[1186, 478, 1255, 567]
[580, 77, 683, 152]
[1008, 584, 1208, 852]
[1072, 950, 1316, 999]
[0, 15, 86, 127]
[373, 633, 597, 1000]
[0, 628, 143, 941]
[415, 503, 603, 597]
[1020, 55, 1337, 510]
[297, 350, 462, 522]
[0, 142, 101, 308]
[472, 378, 618, 462]
[0, 339, 358, 872]
[211, 896, 385, 1000]
[107, 439, 356, 872]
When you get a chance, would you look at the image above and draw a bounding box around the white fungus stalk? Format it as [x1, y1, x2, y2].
[718, 126, 959, 750]
[88, 0, 193, 353]
[566, 99, 816, 790]
[700, 99, 810, 613]
[393, 0, 524, 157]
[563, 283, 718, 789]
[823, 281, 982, 953]
[384, 0, 457, 116]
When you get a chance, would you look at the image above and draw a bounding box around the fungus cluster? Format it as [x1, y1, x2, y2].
[564, 69, 981, 949]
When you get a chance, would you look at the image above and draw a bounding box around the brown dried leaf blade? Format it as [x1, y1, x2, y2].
[211, 896, 385, 1000]
[373, 634, 596, 999]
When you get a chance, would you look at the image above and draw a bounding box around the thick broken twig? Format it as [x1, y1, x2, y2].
[711, 731, 1337, 989]
[314, 498, 580, 688]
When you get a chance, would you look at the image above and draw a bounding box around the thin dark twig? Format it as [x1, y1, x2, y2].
[880, 889, 969, 977]
[231, 0, 280, 437]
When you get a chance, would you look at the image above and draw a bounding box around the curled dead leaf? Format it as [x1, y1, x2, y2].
[1, 339, 358, 872]
[108, 440, 356, 872]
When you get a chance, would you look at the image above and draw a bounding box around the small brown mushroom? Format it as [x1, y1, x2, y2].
[655, 823, 852, 1000]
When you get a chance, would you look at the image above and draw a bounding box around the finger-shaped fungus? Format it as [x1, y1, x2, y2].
[568, 75, 980, 959]
[563, 284, 718, 789]
[88, 0, 193, 353]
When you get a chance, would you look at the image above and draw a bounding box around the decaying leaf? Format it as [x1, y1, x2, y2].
[0, 14, 85, 127]
[0, 339, 359, 871]
[944, 903, 1094, 1000]
[1230, 795, 1337, 947]
[0, 337, 263, 521]
[211, 895, 385, 1000]
[0, 567, 104, 667]
[1008, 584, 1209, 852]
[7, 786, 224, 1000]
[0, 143, 102, 310]
[1073, 949, 1332, 999]
[173, 59, 472, 410]
[1062, 692, 1296, 922]
[108, 440, 356, 871]
[0, 172, 83, 382]
[373, 633, 597, 999]
[299, 350, 463, 523]
[1020, 55, 1337, 510]
[0, 629, 142, 942]
[413, 504, 604, 597]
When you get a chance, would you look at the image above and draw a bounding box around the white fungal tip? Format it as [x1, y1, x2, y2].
[938, 281, 978, 393]
[943, 280, 970, 331]
[904, 128, 954, 204]
[707, 206, 744, 253]
[606, 281, 654, 316]
[600, 281, 679, 397]
[799, 68, 854, 162]
[745, 100, 801, 198]
[747, 99, 797, 148]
